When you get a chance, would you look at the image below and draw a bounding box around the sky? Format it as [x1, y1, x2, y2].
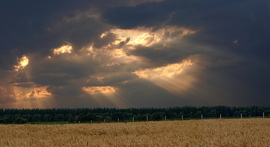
[1, 0, 270, 108]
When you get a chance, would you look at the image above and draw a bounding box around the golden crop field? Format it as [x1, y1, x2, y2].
[0, 118, 270, 147]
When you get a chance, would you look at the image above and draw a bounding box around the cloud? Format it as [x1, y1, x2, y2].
[103, 0, 270, 105]
[116, 78, 194, 107]
[1, 0, 163, 70]
[104, 0, 270, 57]
[1, 0, 270, 108]
[0, 84, 17, 104]
[46, 85, 84, 96]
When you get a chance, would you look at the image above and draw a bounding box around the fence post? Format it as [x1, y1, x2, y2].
[220, 114, 221, 119]
[104, 119, 105, 123]
[146, 115, 148, 121]
[240, 113, 242, 119]
[133, 117, 134, 122]
[263, 112, 265, 118]
[118, 118, 119, 122]
[182, 115, 183, 120]
[165, 116, 166, 121]
[201, 114, 203, 119]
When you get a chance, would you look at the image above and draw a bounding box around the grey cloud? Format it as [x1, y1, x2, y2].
[103, 1, 168, 29]
[129, 44, 186, 67]
[128, 36, 214, 68]
[50, 16, 109, 51]
[33, 73, 73, 86]
[119, 37, 130, 47]
[0, 81, 17, 104]
[0, 94, 16, 105]
[1, 0, 159, 70]
[47, 85, 84, 96]
[93, 33, 117, 49]
[102, 73, 138, 85]
[117, 79, 192, 107]
[27, 54, 99, 86]
[11, 71, 32, 84]
[104, 0, 270, 57]
[9, 82, 34, 88]
[187, 66, 270, 106]
[0, 70, 16, 81]
[1, 0, 270, 107]
[86, 73, 138, 86]
[0, 70, 20, 104]
[103, 0, 270, 106]
[52, 94, 112, 108]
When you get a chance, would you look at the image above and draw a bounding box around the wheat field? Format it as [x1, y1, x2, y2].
[0, 118, 269, 147]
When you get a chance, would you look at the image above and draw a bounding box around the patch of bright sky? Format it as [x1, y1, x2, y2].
[82, 86, 116, 94]
[53, 45, 73, 54]
[106, 26, 195, 47]
[14, 55, 29, 71]
[134, 58, 200, 96]
[134, 60, 194, 79]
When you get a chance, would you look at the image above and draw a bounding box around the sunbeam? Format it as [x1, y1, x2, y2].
[134, 57, 201, 96]
[82, 86, 130, 108]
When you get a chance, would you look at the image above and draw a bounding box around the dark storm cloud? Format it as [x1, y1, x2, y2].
[0, 70, 15, 81]
[1, 0, 270, 107]
[0, 84, 17, 104]
[0, 0, 166, 107]
[27, 53, 99, 86]
[102, 73, 138, 85]
[117, 79, 192, 107]
[50, 16, 108, 51]
[0, 0, 160, 70]
[0, 94, 16, 104]
[104, 0, 270, 61]
[93, 33, 117, 49]
[104, 0, 270, 57]
[119, 37, 130, 48]
[0, 1, 96, 70]
[9, 82, 34, 88]
[129, 45, 183, 67]
[103, 1, 169, 29]
[129, 40, 195, 67]
[86, 73, 138, 86]
[46, 85, 84, 96]
[103, 0, 270, 105]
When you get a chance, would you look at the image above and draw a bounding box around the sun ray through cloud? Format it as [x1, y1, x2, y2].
[134, 57, 201, 96]
[1, 0, 269, 108]
[82, 86, 129, 108]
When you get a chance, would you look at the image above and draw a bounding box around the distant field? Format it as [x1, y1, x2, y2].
[0, 118, 270, 147]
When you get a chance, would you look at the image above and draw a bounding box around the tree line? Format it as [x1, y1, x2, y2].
[0, 106, 269, 124]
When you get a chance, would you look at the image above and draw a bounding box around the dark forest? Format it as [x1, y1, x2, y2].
[0, 106, 268, 124]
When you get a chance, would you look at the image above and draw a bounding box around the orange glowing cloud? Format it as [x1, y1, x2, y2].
[77, 26, 196, 72]
[82, 86, 117, 94]
[134, 58, 201, 96]
[105, 26, 195, 47]
[82, 86, 130, 108]
[13, 84, 52, 99]
[134, 60, 193, 79]
[53, 45, 73, 54]
[14, 55, 29, 71]
[0, 81, 53, 108]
